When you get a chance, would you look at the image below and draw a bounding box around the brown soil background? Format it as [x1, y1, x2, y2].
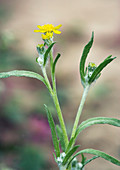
[0, 0, 120, 170]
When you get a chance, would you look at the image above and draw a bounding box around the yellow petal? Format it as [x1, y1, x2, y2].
[34, 30, 41, 32]
[53, 30, 61, 34]
[54, 24, 62, 30]
[37, 25, 47, 32]
[39, 30, 46, 33]
[37, 25, 43, 29]
[41, 34, 46, 39]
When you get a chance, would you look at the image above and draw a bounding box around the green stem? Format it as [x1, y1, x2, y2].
[59, 166, 67, 170]
[52, 91, 69, 149]
[50, 50, 69, 148]
[51, 48, 69, 148]
[42, 66, 69, 149]
[42, 67, 53, 95]
[71, 85, 90, 138]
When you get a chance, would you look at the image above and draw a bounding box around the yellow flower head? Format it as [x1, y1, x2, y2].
[41, 32, 53, 40]
[34, 24, 62, 34]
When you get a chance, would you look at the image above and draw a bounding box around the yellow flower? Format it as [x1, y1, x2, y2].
[41, 32, 53, 40]
[34, 24, 62, 34]
[89, 62, 96, 67]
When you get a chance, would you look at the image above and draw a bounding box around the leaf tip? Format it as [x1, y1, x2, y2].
[92, 31, 94, 39]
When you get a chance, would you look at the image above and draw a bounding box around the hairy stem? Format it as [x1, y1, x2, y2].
[52, 90, 69, 149]
[42, 67, 53, 95]
[71, 85, 90, 138]
[42, 66, 69, 149]
[50, 48, 69, 148]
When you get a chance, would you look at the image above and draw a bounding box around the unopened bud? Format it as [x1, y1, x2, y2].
[36, 54, 44, 66]
[88, 62, 96, 72]
[36, 44, 45, 54]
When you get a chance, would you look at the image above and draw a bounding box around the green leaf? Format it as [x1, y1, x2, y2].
[43, 42, 56, 66]
[52, 53, 61, 75]
[67, 149, 120, 168]
[104, 55, 113, 61]
[56, 125, 66, 152]
[75, 117, 120, 140]
[62, 145, 80, 165]
[44, 105, 60, 157]
[83, 156, 99, 167]
[88, 56, 116, 84]
[0, 70, 46, 85]
[65, 137, 75, 154]
[80, 32, 94, 86]
[81, 153, 87, 164]
[53, 152, 58, 163]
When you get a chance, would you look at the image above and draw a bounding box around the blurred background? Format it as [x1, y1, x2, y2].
[0, 0, 120, 169]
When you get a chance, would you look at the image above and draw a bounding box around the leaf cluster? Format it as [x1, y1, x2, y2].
[80, 32, 116, 88]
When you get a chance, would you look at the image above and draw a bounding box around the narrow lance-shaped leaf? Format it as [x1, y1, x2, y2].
[83, 156, 99, 167]
[104, 55, 113, 61]
[0, 70, 46, 85]
[56, 125, 65, 152]
[44, 105, 60, 157]
[43, 42, 56, 66]
[74, 117, 120, 140]
[65, 137, 75, 154]
[52, 53, 61, 76]
[62, 145, 80, 165]
[67, 149, 120, 168]
[53, 152, 58, 163]
[88, 56, 116, 84]
[80, 32, 94, 85]
[81, 153, 87, 164]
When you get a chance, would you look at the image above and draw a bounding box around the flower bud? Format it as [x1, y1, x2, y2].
[88, 62, 96, 72]
[36, 54, 44, 67]
[88, 62, 96, 79]
[36, 44, 45, 54]
[57, 152, 66, 168]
